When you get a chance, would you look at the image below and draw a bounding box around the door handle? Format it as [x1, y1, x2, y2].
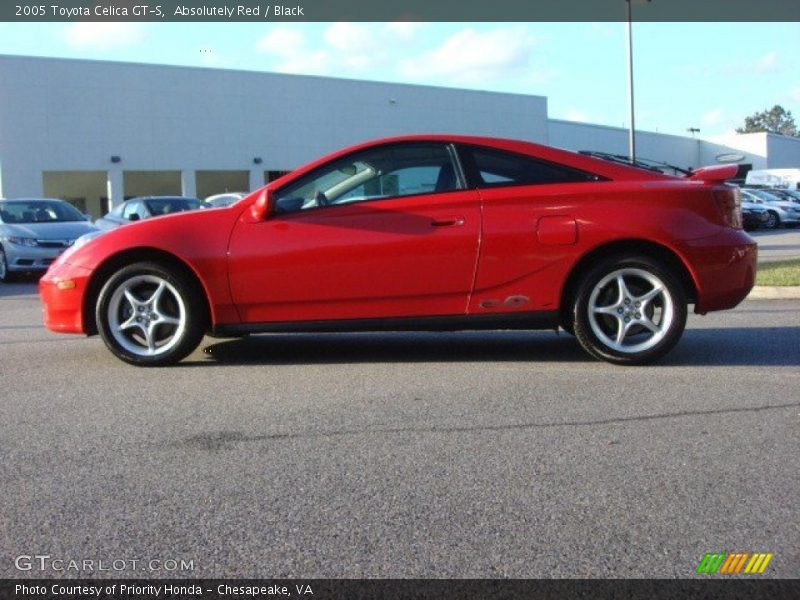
[430, 216, 465, 227]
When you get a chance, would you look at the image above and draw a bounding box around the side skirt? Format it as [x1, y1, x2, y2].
[211, 311, 560, 337]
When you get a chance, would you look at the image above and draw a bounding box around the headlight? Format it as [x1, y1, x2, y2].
[7, 236, 38, 247]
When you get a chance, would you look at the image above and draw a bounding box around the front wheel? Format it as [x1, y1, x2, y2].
[0, 246, 16, 283]
[572, 256, 687, 365]
[96, 262, 208, 366]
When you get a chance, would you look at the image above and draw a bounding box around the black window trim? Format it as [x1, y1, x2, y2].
[455, 143, 608, 189]
[271, 141, 469, 216]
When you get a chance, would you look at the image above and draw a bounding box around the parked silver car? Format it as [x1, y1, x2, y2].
[204, 192, 248, 208]
[741, 189, 800, 229]
[0, 198, 98, 282]
[95, 196, 203, 231]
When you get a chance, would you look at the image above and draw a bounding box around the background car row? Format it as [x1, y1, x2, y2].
[0, 193, 247, 282]
[1, 183, 796, 283]
[739, 187, 800, 230]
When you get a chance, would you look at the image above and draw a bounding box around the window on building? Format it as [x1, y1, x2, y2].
[267, 170, 291, 183]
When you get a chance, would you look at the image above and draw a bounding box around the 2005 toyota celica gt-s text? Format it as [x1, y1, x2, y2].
[39, 135, 757, 366]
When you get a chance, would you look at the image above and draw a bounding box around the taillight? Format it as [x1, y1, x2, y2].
[712, 186, 742, 229]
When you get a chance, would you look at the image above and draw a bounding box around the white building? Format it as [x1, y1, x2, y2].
[1, 54, 799, 217]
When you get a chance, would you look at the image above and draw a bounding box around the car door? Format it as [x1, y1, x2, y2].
[457, 144, 603, 315]
[227, 142, 481, 323]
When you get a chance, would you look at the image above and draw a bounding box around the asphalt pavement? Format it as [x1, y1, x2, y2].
[0, 281, 798, 579]
[751, 227, 800, 263]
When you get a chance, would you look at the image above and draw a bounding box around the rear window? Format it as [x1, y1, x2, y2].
[462, 146, 600, 187]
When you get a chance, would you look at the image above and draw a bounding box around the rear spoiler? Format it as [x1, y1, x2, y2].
[687, 164, 738, 183]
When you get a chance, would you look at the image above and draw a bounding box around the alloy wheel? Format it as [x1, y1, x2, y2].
[587, 268, 674, 354]
[107, 274, 186, 357]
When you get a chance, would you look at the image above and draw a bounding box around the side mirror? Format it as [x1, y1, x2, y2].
[249, 188, 273, 221]
[128, 213, 140, 222]
[274, 197, 305, 214]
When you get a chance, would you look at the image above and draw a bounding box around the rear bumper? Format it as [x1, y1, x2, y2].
[39, 262, 92, 334]
[683, 229, 757, 313]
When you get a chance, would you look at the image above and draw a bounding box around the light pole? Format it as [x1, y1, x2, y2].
[687, 127, 700, 138]
[625, 0, 650, 164]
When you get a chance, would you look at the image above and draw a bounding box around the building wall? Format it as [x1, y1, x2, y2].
[1, 54, 798, 217]
[0, 54, 549, 214]
[766, 134, 800, 168]
[548, 119, 701, 170]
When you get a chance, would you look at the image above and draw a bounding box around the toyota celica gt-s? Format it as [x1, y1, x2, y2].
[39, 135, 756, 366]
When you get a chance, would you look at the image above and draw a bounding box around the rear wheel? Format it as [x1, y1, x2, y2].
[572, 255, 687, 365]
[96, 262, 208, 366]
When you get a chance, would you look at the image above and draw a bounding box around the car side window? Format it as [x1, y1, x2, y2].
[273, 143, 462, 214]
[464, 146, 599, 187]
[122, 201, 147, 220]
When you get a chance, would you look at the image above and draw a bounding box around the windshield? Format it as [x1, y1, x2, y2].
[144, 198, 202, 216]
[749, 190, 781, 202]
[0, 200, 85, 224]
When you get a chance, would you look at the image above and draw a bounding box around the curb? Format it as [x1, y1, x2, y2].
[747, 286, 800, 300]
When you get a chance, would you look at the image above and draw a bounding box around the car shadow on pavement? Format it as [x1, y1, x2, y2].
[662, 326, 800, 366]
[197, 326, 800, 367]
[200, 331, 592, 365]
[0, 279, 40, 298]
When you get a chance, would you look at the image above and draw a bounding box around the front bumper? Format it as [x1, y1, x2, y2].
[39, 261, 92, 334]
[683, 228, 757, 314]
[4, 243, 67, 271]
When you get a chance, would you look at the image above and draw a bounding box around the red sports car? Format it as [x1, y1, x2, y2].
[40, 135, 756, 366]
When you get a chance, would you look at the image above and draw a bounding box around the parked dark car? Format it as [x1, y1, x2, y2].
[95, 196, 203, 231]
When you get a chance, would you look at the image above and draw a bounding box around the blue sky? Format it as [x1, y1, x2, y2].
[0, 21, 798, 138]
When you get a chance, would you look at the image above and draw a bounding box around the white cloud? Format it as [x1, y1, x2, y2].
[64, 23, 144, 49]
[384, 22, 424, 39]
[256, 28, 305, 57]
[791, 88, 800, 102]
[398, 26, 537, 83]
[701, 108, 723, 126]
[256, 28, 330, 74]
[755, 51, 778, 74]
[564, 109, 590, 123]
[257, 23, 401, 75]
[323, 23, 375, 53]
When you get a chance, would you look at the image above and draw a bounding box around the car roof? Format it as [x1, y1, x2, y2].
[0, 197, 66, 203]
[126, 196, 201, 203]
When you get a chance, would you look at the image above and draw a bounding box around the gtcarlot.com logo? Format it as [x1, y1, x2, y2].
[14, 555, 195, 573]
[696, 552, 773, 574]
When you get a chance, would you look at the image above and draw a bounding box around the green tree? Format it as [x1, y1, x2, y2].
[736, 105, 798, 136]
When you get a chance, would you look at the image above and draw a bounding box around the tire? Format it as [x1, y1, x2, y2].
[764, 211, 780, 230]
[96, 261, 208, 366]
[572, 255, 687, 365]
[0, 246, 16, 283]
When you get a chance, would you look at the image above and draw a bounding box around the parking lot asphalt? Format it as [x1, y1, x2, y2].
[752, 227, 800, 263]
[0, 281, 798, 579]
